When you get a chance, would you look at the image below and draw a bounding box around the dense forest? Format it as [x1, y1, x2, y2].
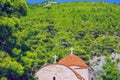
[0, 0, 120, 80]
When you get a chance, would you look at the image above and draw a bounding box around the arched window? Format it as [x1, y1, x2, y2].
[53, 76, 56, 80]
[91, 77, 94, 80]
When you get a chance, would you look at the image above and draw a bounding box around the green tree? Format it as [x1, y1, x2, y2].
[101, 57, 120, 80]
[0, 17, 20, 53]
[0, 0, 28, 17]
[0, 51, 24, 79]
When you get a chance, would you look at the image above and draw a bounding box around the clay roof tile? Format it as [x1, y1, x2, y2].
[58, 54, 88, 68]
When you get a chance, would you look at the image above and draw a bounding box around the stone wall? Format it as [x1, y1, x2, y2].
[36, 64, 80, 80]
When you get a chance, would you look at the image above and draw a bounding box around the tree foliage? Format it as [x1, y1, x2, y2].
[101, 57, 120, 80]
[0, 0, 28, 17]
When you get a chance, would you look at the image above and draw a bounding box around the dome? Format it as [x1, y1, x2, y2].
[58, 54, 88, 68]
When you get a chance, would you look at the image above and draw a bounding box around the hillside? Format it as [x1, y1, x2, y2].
[20, 2, 120, 61]
[0, 1, 120, 80]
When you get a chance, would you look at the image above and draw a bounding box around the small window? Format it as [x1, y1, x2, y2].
[53, 76, 56, 80]
[91, 77, 94, 80]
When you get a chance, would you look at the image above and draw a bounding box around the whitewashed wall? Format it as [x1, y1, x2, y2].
[36, 64, 80, 80]
[70, 66, 89, 80]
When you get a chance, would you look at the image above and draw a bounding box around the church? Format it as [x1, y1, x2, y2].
[35, 47, 96, 80]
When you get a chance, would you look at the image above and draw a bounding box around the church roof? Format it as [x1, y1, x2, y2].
[58, 54, 88, 68]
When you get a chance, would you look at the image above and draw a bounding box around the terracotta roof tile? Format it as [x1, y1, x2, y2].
[58, 54, 88, 68]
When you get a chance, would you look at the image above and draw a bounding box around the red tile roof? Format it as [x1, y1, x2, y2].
[58, 54, 88, 68]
